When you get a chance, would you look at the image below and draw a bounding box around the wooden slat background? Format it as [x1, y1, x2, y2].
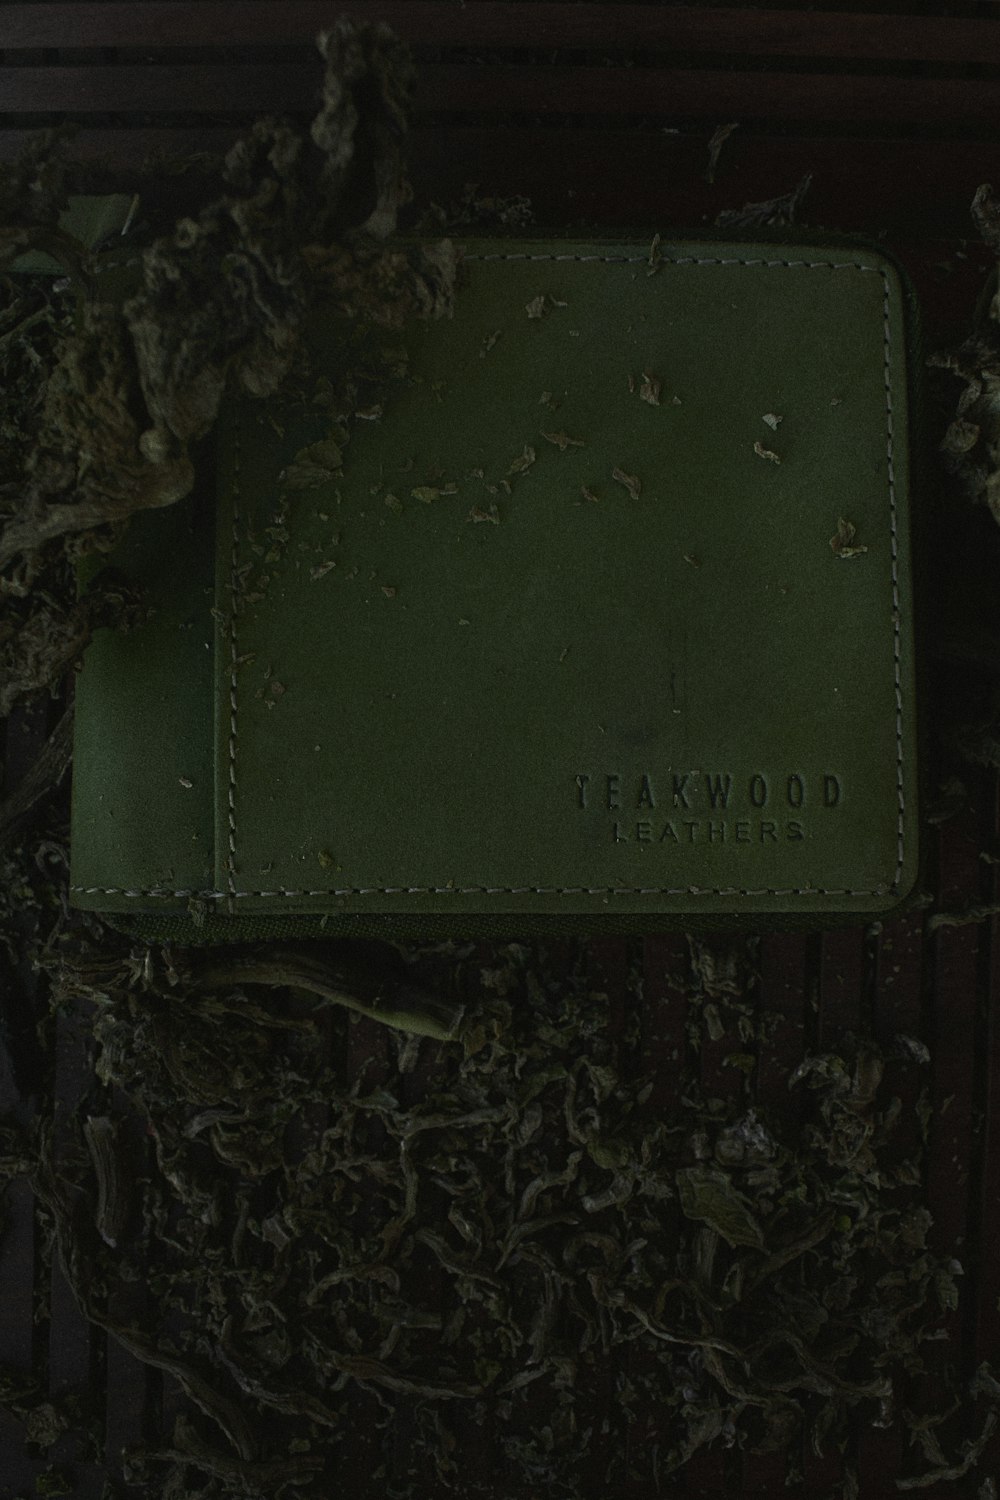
[2, 3, 1000, 1496]
[3, 1, 1000, 237]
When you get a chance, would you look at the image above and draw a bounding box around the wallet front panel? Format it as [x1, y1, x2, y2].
[208, 234, 920, 924]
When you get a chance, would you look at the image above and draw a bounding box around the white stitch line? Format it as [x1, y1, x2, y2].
[69, 883, 885, 898]
[466, 253, 877, 272]
[881, 266, 905, 893]
[92, 248, 903, 905]
[226, 404, 241, 900]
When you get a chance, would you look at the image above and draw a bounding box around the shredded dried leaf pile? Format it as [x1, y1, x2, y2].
[0, 18, 457, 720]
[0, 932, 991, 1499]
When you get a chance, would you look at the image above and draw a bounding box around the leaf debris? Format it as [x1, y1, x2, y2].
[753, 440, 781, 464]
[541, 430, 585, 452]
[830, 517, 868, 558]
[507, 445, 536, 477]
[21, 937, 977, 1497]
[705, 121, 740, 184]
[411, 484, 458, 503]
[612, 466, 641, 499]
[676, 1164, 765, 1249]
[280, 436, 345, 490]
[525, 293, 567, 319]
[639, 371, 662, 405]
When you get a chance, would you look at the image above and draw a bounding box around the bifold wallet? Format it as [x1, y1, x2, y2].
[13, 203, 928, 941]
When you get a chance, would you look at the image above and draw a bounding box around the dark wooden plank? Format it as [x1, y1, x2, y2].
[636, 934, 690, 1497]
[47, 1257, 91, 1394]
[914, 785, 986, 1442]
[682, 937, 752, 1497]
[0, 1179, 36, 1374]
[2, 126, 1000, 250]
[639, 935, 690, 1116]
[387, 960, 451, 1500]
[47, 1007, 96, 1400]
[2, 3, 1000, 63]
[0, 1433, 106, 1500]
[685, 1451, 728, 1498]
[338, 1007, 393, 1495]
[574, 936, 634, 1495]
[755, 934, 808, 1145]
[756, 933, 844, 1492]
[974, 777, 1000, 1385]
[402, 938, 496, 1500]
[46, 1003, 101, 1473]
[871, 908, 929, 1204]
[740, 1449, 791, 1496]
[0, 62, 327, 114]
[104, 1287, 150, 1471]
[864, 907, 928, 1487]
[742, 935, 807, 1497]
[0, 1409, 35, 1490]
[817, 926, 866, 1046]
[417, 67, 1000, 130]
[752, 939, 807, 1490]
[102, 1087, 154, 1477]
[0, 700, 51, 802]
[7, 62, 1000, 127]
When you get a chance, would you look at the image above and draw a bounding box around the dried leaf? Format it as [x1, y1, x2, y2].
[411, 484, 457, 503]
[675, 1165, 765, 1249]
[715, 172, 812, 229]
[705, 121, 740, 184]
[830, 517, 868, 558]
[280, 437, 343, 490]
[541, 430, 585, 452]
[639, 371, 661, 405]
[612, 466, 641, 499]
[508, 445, 536, 476]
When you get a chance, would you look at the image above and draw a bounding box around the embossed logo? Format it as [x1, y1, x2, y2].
[574, 770, 843, 844]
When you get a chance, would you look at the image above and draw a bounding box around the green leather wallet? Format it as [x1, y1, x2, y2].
[56, 221, 927, 942]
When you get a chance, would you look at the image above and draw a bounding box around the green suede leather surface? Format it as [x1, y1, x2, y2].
[66, 226, 925, 939]
[70, 468, 216, 900]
